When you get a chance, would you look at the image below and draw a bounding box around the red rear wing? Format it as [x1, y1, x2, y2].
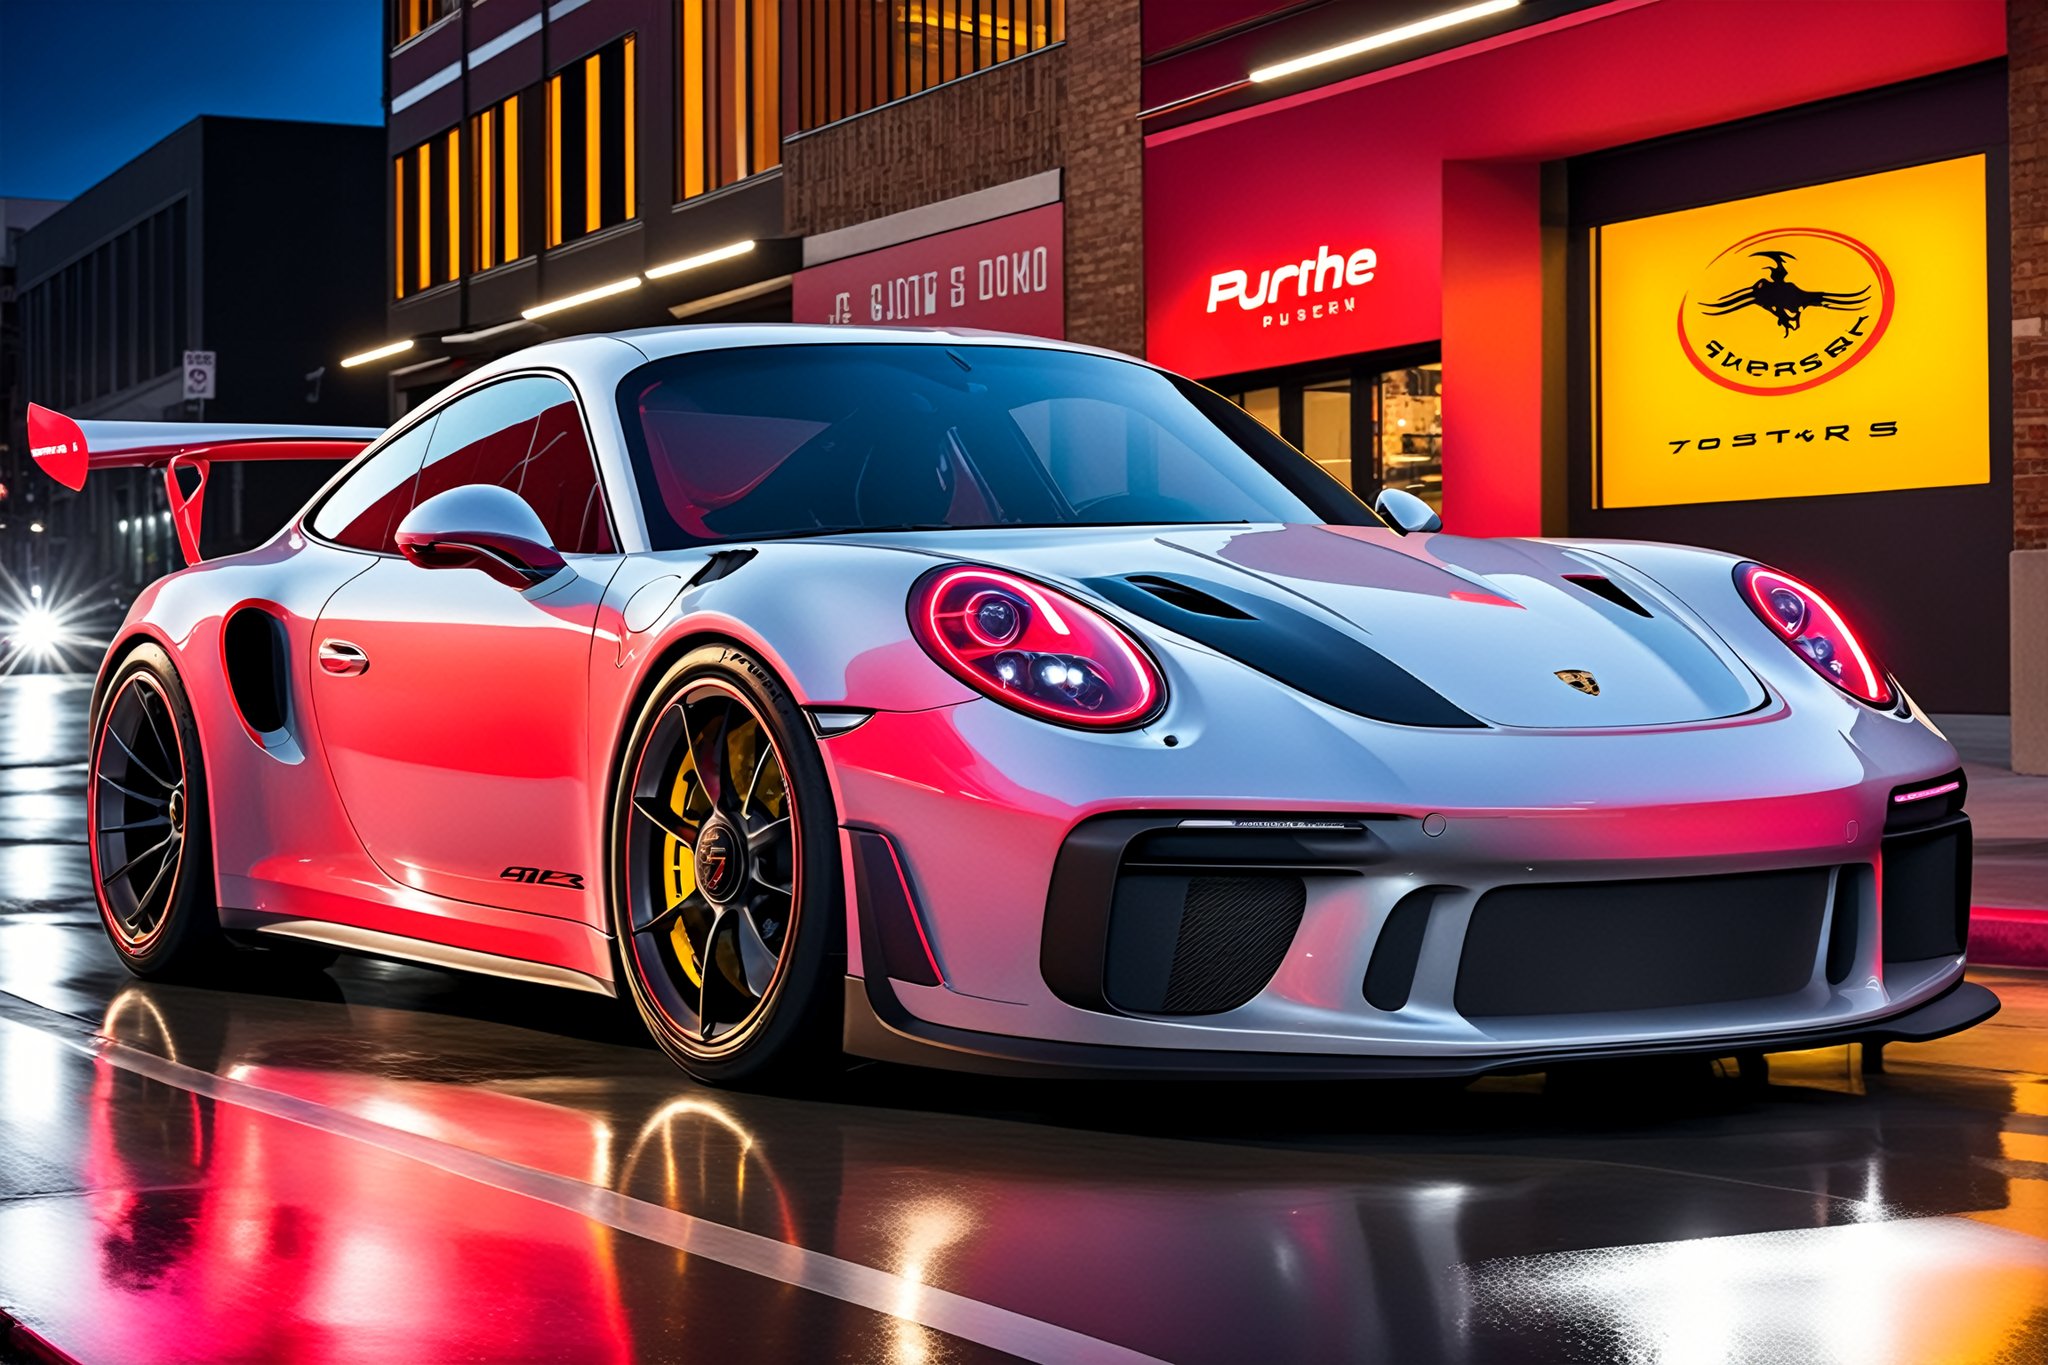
[27, 403, 380, 564]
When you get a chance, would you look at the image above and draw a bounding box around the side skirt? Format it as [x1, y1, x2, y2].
[231, 917, 617, 997]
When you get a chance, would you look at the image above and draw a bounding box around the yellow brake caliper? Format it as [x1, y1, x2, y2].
[664, 756, 701, 987]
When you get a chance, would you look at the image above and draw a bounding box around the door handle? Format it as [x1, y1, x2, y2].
[318, 639, 369, 677]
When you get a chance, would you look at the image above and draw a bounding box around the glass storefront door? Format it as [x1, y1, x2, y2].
[1215, 351, 1443, 511]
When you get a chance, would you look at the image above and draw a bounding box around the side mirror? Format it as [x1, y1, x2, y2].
[395, 485, 566, 589]
[1374, 487, 1442, 536]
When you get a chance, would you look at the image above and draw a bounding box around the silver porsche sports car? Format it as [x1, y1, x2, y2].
[30, 325, 1994, 1085]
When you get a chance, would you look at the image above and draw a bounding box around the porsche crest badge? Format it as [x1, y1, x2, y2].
[1555, 670, 1600, 696]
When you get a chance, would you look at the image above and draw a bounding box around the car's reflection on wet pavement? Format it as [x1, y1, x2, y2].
[2, 673, 2046, 1364]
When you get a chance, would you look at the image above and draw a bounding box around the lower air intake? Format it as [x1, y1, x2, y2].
[1104, 873, 1306, 1016]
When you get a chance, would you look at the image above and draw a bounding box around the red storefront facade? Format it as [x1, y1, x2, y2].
[1142, 0, 2013, 714]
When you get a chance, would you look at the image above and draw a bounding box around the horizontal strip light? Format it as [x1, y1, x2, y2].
[522, 275, 642, 320]
[1249, 0, 1519, 83]
[339, 339, 417, 368]
[1893, 779, 1962, 805]
[645, 239, 755, 280]
[442, 319, 539, 344]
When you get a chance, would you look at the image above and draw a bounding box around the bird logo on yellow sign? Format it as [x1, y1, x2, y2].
[1555, 670, 1600, 696]
[1678, 228, 1893, 397]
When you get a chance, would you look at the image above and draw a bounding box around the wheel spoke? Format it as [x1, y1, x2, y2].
[101, 815, 171, 835]
[745, 815, 789, 857]
[135, 687, 176, 774]
[104, 724, 176, 791]
[103, 830, 176, 888]
[636, 889, 705, 935]
[130, 835, 182, 921]
[742, 743, 772, 816]
[96, 769, 169, 807]
[697, 911, 758, 1038]
[734, 906, 780, 996]
[633, 794, 696, 846]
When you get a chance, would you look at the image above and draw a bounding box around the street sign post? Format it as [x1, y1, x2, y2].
[182, 351, 217, 402]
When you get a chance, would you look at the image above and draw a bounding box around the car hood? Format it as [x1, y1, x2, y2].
[868, 523, 1765, 729]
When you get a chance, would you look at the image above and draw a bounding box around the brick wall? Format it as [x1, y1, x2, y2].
[782, 0, 1144, 356]
[2016, 1, 2048, 550]
[1060, 0, 1144, 357]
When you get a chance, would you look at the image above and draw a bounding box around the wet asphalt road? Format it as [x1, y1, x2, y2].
[2, 672, 2047, 1365]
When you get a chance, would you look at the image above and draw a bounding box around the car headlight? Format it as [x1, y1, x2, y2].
[1734, 561, 1892, 707]
[909, 565, 1164, 728]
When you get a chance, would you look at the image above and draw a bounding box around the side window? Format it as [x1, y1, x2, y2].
[309, 416, 436, 552]
[413, 375, 616, 553]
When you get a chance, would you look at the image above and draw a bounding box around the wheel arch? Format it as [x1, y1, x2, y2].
[90, 623, 185, 734]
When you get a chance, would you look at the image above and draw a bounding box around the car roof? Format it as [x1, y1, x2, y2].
[457, 323, 1141, 392]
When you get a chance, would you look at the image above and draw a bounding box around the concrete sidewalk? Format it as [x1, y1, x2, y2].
[1936, 715, 2048, 966]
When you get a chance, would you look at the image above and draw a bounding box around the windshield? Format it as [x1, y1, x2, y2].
[616, 343, 1381, 548]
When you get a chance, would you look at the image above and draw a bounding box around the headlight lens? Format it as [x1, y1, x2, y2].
[1735, 562, 1892, 706]
[909, 565, 1164, 728]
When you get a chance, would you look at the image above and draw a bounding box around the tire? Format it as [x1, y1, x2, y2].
[609, 644, 844, 1086]
[88, 643, 230, 979]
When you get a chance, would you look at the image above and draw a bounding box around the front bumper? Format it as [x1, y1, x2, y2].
[822, 642, 1981, 1072]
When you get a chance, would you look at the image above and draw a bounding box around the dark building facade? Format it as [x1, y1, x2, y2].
[0, 197, 64, 575]
[9, 117, 388, 606]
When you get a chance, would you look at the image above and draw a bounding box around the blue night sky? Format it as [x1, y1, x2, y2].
[0, 0, 383, 201]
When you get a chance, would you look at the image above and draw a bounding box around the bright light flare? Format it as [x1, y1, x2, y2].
[11, 606, 63, 658]
[0, 561, 113, 674]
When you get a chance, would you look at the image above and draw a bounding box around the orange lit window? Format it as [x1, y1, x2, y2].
[797, 0, 1061, 132]
[392, 0, 458, 47]
[472, 90, 542, 270]
[547, 36, 638, 248]
[394, 132, 460, 298]
[677, 0, 781, 202]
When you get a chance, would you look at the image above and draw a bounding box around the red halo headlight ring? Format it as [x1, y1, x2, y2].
[909, 565, 1166, 729]
[1734, 562, 1893, 708]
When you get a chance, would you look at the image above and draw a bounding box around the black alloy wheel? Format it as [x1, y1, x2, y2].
[90, 645, 227, 977]
[613, 645, 842, 1084]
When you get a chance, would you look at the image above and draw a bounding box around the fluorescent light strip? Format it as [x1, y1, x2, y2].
[340, 339, 417, 368]
[1892, 780, 1961, 805]
[442, 319, 538, 344]
[1249, 0, 1520, 83]
[645, 239, 755, 280]
[522, 275, 642, 320]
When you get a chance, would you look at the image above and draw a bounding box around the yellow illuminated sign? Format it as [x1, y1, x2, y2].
[1593, 156, 1988, 509]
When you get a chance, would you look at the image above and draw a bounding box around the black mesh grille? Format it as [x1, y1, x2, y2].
[1881, 821, 1971, 962]
[1164, 876, 1307, 1014]
[1104, 872, 1305, 1015]
[1455, 868, 1831, 1017]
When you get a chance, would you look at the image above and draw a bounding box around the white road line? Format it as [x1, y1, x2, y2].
[2, 993, 1168, 1365]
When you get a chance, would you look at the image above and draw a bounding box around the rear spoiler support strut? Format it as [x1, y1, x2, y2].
[26, 403, 381, 564]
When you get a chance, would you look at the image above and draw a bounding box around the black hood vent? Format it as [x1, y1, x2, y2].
[1562, 573, 1652, 618]
[1122, 574, 1254, 619]
[1086, 572, 1480, 728]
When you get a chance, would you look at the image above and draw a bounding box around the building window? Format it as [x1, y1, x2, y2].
[797, 0, 1063, 132]
[393, 0, 459, 47]
[678, 1, 781, 201]
[395, 130, 461, 298]
[1216, 356, 1444, 511]
[472, 91, 542, 270]
[22, 199, 186, 409]
[548, 36, 638, 248]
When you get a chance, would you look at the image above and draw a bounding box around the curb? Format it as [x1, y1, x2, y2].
[1971, 906, 2048, 970]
